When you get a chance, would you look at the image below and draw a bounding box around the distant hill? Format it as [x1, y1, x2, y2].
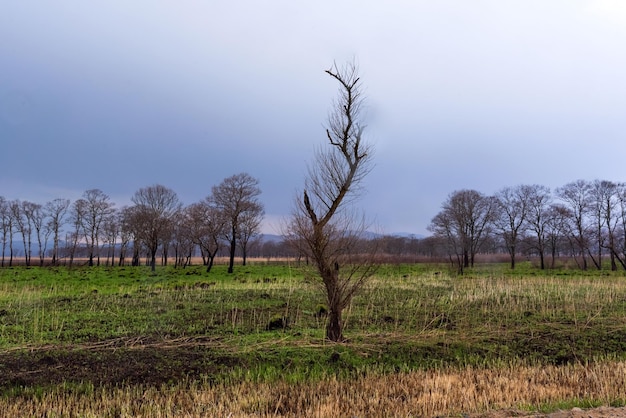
[388, 232, 425, 239]
[259, 232, 425, 243]
[259, 234, 283, 243]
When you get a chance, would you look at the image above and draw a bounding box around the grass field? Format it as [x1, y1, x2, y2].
[1, 261, 625, 416]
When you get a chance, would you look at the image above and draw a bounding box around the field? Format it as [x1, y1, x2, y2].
[1, 261, 626, 417]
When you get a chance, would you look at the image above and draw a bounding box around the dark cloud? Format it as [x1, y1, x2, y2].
[2, 1, 626, 235]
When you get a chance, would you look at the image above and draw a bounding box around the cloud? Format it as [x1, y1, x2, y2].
[1, 1, 626, 236]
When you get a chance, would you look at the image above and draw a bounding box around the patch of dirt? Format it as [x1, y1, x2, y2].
[0, 340, 242, 387]
[469, 406, 626, 418]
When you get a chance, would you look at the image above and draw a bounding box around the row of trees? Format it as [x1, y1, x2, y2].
[0, 173, 264, 272]
[428, 180, 626, 273]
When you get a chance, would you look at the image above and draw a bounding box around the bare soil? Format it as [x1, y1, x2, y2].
[0, 341, 238, 387]
[470, 407, 626, 418]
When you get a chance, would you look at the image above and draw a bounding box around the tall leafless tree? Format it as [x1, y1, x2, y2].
[0, 197, 9, 267]
[429, 189, 496, 273]
[525, 185, 552, 270]
[77, 189, 115, 266]
[44, 198, 70, 266]
[115, 207, 133, 266]
[5, 200, 18, 266]
[210, 173, 264, 274]
[587, 180, 622, 270]
[544, 204, 571, 268]
[614, 186, 626, 270]
[171, 208, 195, 268]
[185, 201, 226, 273]
[24, 201, 48, 267]
[101, 213, 119, 266]
[12, 202, 25, 265]
[493, 185, 532, 269]
[118, 206, 143, 267]
[238, 209, 262, 266]
[68, 199, 86, 267]
[10, 200, 34, 266]
[556, 180, 592, 270]
[285, 62, 377, 342]
[130, 185, 182, 272]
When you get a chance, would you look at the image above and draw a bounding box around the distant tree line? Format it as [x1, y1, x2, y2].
[3, 176, 625, 273]
[272, 178, 626, 273]
[0, 173, 264, 273]
[427, 179, 626, 273]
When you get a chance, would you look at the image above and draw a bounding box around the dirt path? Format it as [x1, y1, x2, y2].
[472, 406, 626, 417]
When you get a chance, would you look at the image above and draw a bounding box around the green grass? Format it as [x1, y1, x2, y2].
[1, 262, 626, 388]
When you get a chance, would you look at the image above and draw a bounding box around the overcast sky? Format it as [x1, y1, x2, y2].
[2, 1, 626, 236]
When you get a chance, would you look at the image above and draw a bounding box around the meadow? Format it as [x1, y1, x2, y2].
[0, 261, 625, 417]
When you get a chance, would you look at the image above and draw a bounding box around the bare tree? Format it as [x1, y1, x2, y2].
[210, 173, 264, 274]
[117, 207, 135, 266]
[493, 185, 532, 269]
[5, 200, 18, 266]
[614, 186, 626, 270]
[587, 180, 622, 270]
[285, 62, 377, 342]
[556, 180, 592, 270]
[525, 185, 552, 270]
[68, 199, 87, 267]
[15, 200, 48, 267]
[0, 197, 9, 267]
[238, 209, 263, 266]
[101, 213, 119, 266]
[23, 201, 48, 267]
[77, 189, 115, 266]
[185, 201, 227, 273]
[44, 198, 70, 266]
[171, 209, 195, 268]
[10, 200, 35, 266]
[429, 189, 496, 273]
[130, 184, 181, 272]
[604, 182, 625, 271]
[545, 204, 571, 268]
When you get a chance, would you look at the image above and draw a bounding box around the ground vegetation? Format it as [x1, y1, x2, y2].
[0, 263, 625, 416]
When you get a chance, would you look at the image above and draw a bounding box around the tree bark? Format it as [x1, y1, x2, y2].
[228, 226, 236, 274]
[326, 309, 343, 342]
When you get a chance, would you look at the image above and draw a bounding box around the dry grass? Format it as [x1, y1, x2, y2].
[3, 265, 626, 416]
[2, 360, 625, 417]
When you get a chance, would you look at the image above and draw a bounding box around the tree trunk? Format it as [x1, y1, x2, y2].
[612, 249, 626, 270]
[326, 308, 343, 342]
[8, 231, 13, 267]
[228, 235, 236, 274]
[52, 228, 60, 266]
[206, 255, 215, 273]
[162, 244, 169, 266]
[509, 245, 516, 269]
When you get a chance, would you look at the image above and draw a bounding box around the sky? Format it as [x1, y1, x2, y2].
[1, 1, 626, 236]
